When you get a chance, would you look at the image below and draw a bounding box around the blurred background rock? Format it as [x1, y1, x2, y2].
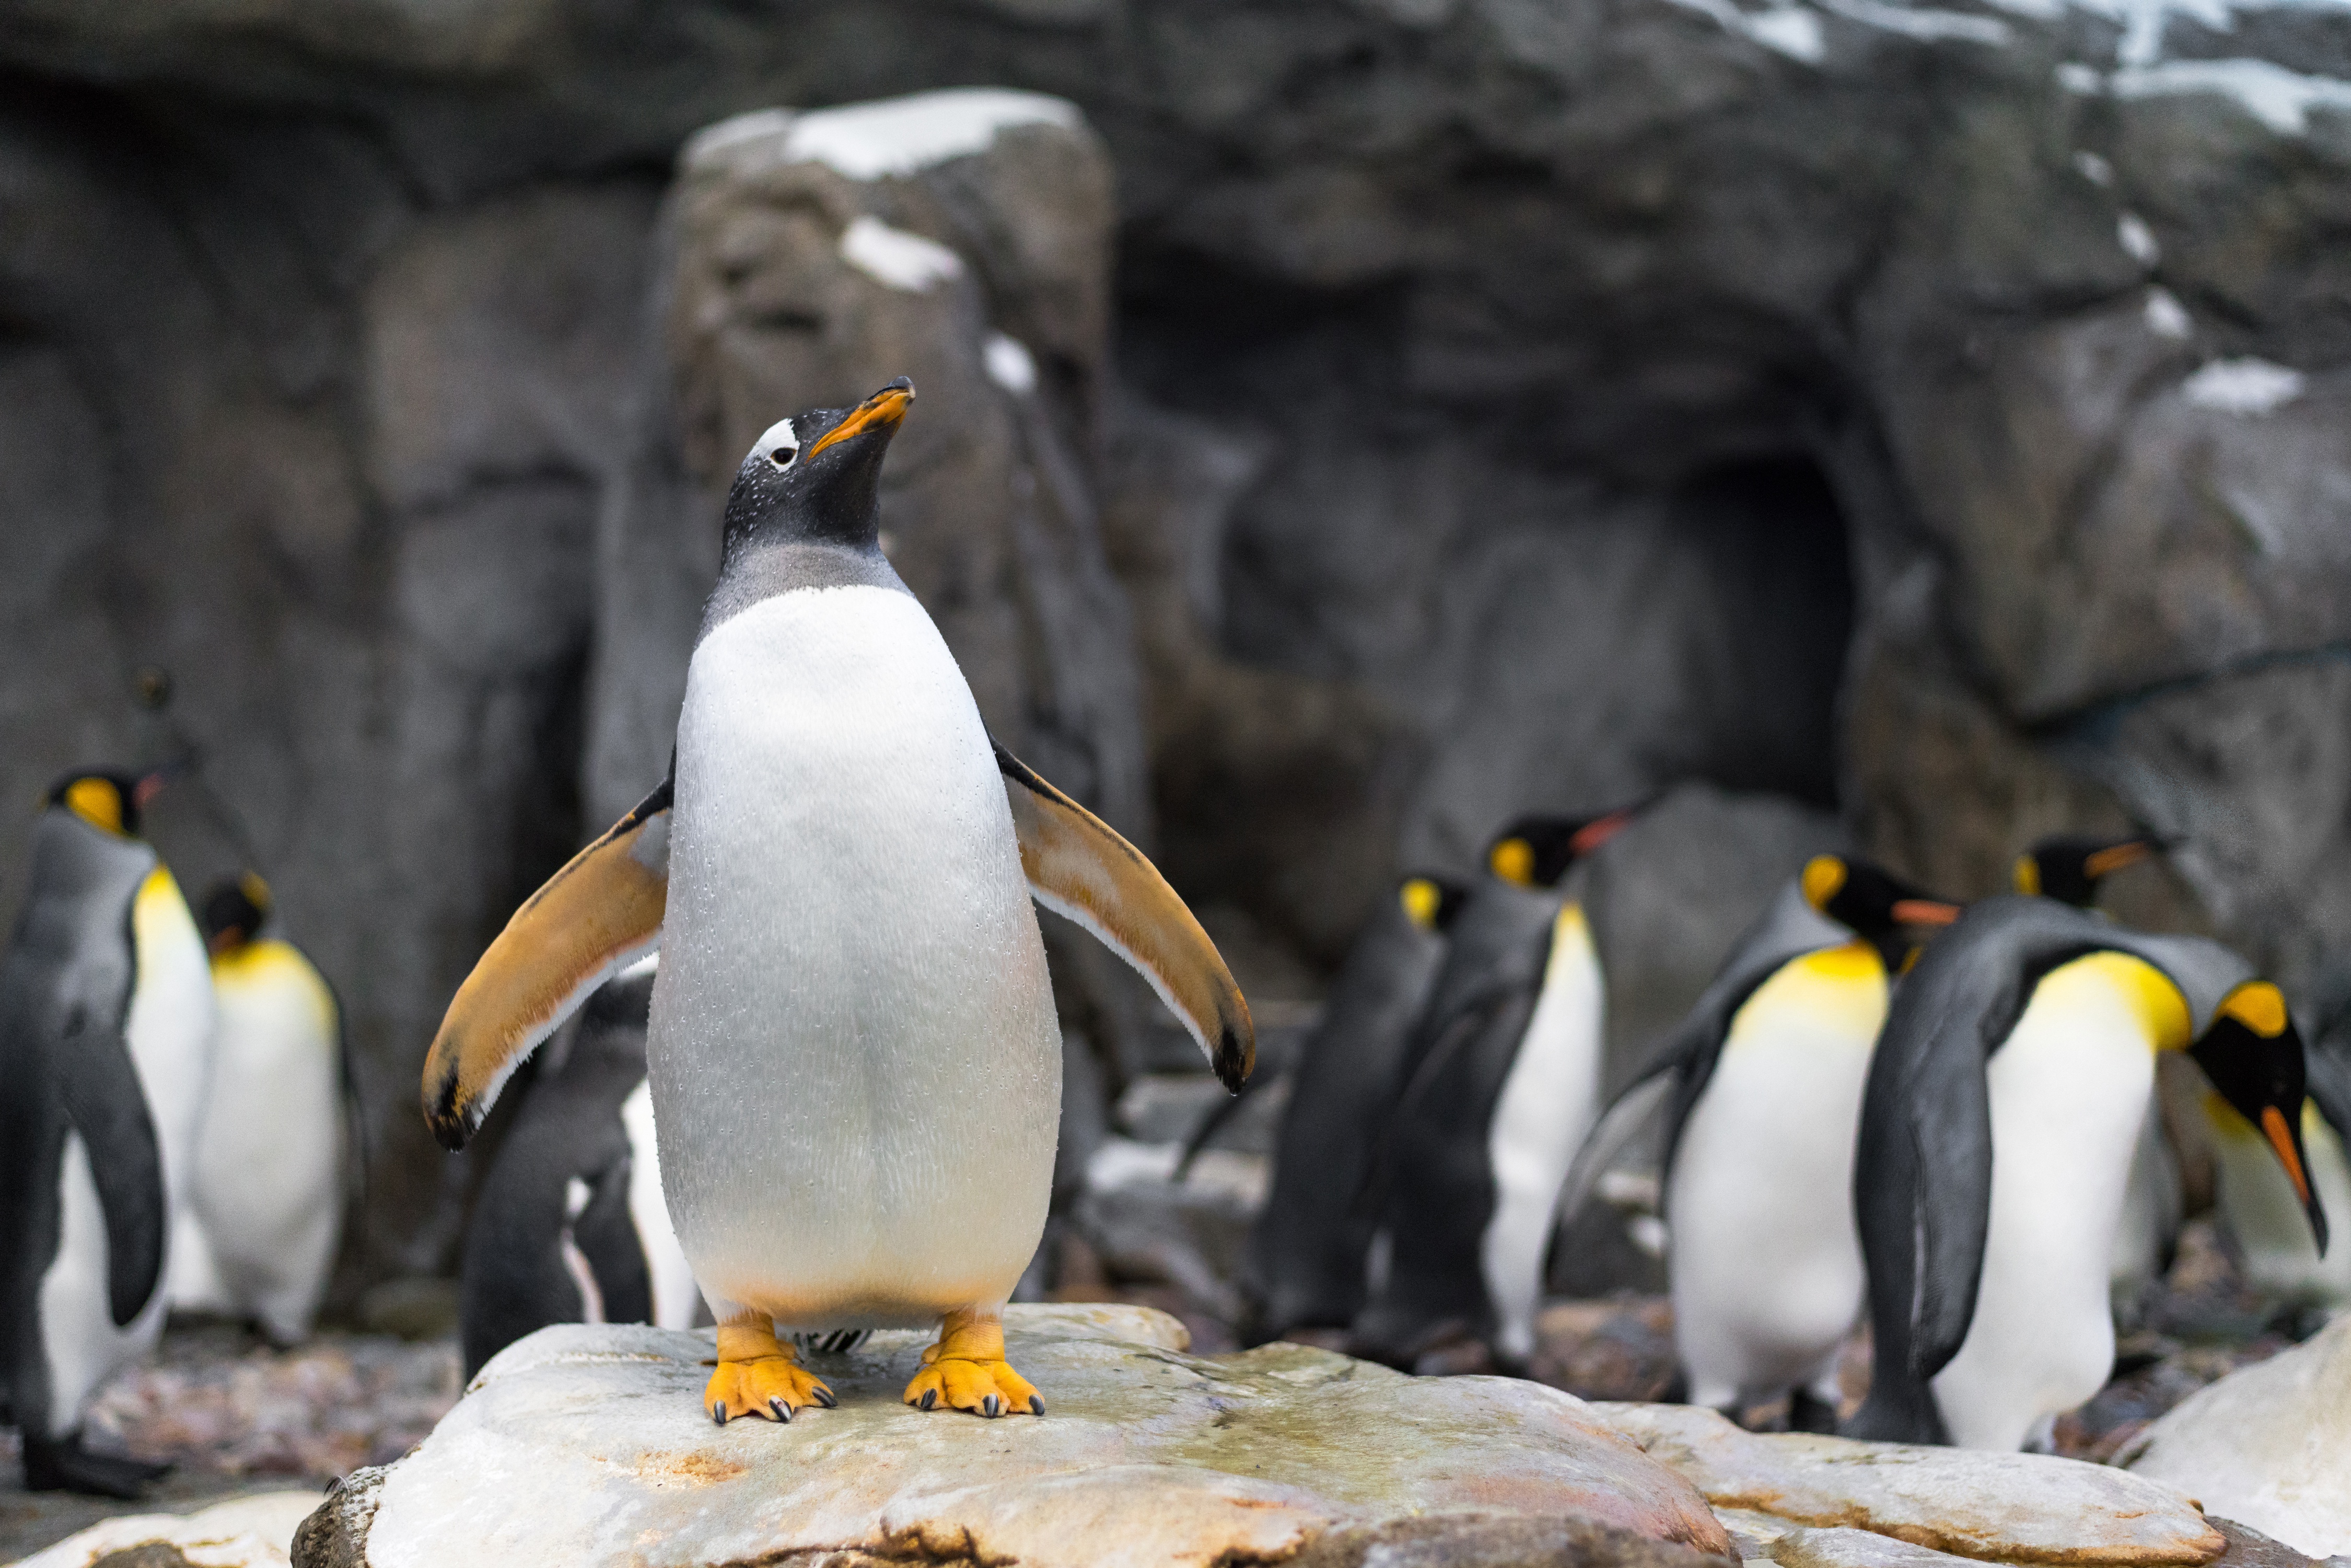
[2, 0, 2347, 1321]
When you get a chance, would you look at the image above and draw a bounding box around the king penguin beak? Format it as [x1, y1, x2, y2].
[2259, 1104, 2329, 1256]
[1891, 899, 1962, 926]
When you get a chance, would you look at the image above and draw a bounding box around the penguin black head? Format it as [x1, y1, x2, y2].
[46, 769, 166, 838]
[1485, 805, 1644, 889]
[1800, 855, 1960, 964]
[721, 378, 914, 555]
[1397, 873, 1473, 933]
[2192, 981, 2330, 1257]
[2014, 833, 2167, 907]
[201, 872, 273, 957]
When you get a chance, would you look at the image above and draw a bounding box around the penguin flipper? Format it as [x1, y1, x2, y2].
[994, 740, 1253, 1091]
[56, 1023, 168, 1328]
[422, 774, 672, 1149]
[1555, 1068, 1675, 1234]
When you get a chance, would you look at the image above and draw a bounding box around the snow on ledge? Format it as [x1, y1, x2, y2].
[2109, 58, 2351, 134]
[839, 216, 964, 293]
[682, 89, 1082, 180]
[2182, 357, 2307, 415]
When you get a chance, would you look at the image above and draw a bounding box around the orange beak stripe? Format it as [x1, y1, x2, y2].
[2084, 840, 2155, 879]
[805, 385, 913, 460]
[1892, 899, 1962, 926]
[1568, 809, 1638, 856]
[2261, 1105, 2313, 1206]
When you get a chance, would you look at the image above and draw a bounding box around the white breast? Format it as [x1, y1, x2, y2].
[127, 867, 221, 1315]
[1481, 903, 1604, 1364]
[37, 1134, 169, 1435]
[1931, 957, 2164, 1450]
[1668, 940, 1886, 1408]
[189, 942, 344, 1341]
[649, 586, 1060, 1329]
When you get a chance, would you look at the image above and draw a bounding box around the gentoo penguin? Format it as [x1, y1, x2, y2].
[460, 962, 706, 1376]
[174, 875, 345, 1344]
[1, 770, 199, 1495]
[1564, 856, 1958, 1428]
[1348, 809, 1639, 1368]
[1848, 896, 2327, 1450]
[420, 379, 1251, 1423]
[1246, 872, 1470, 1341]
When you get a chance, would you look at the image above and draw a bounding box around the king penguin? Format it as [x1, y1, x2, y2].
[2203, 996, 2351, 1316]
[1847, 896, 2327, 1450]
[1563, 856, 1959, 1428]
[178, 874, 346, 1345]
[1246, 872, 1470, 1342]
[1, 770, 207, 1495]
[1348, 809, 1640, 1369]
[420, 379, 1252, 1423]
[460, 961, 705, 1377]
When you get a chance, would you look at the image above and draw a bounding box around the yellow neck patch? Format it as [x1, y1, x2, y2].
[2011, 853, 2041, 897]
[1399, 878, 1443, 931]
[2039, 951, 2193, 1053]
[2219, 981, 2288, 1038]
[65, 778, 125, 835]
[1801, 855, 1846, 911]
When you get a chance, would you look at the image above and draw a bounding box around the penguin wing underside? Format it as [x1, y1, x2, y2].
[994, 740, 1254, 1091]
[422, 774, 673, 1149]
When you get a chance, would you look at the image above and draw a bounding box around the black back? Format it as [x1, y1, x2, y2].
[0, 809, 167, 1433]
[1348, 877, 1563, 1363]
[459, 970, 658, 1378]
[1246, 884, 1457, 1339]
[1846, 896, 2254, 1442]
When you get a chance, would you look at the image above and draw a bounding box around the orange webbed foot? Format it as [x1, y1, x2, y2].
[903, 1308, 1043, 1418]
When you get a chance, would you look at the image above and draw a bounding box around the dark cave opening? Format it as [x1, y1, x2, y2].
[1664, 453, 1856, 809]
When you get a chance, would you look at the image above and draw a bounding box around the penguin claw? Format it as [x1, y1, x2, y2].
[902, 1354, 1043, 1418]
[702, 1354, 832, 1423]
[813, 1385, 839, 1409]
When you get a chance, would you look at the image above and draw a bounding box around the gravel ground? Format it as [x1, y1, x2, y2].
[1, 1323, 459, 1562]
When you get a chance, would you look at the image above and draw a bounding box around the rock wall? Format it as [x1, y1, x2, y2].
[2, 0, 2347, 1289]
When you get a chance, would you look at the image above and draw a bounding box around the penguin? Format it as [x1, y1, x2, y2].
[1562, 856, 1959, 1428]
[1847, 895, 2327, 1450]
[1244, 872, 1470, 1341]
[1, 770, 196, 1495]
[176, 874, 346, 1345]
[1347, 809, 1640, 1369]
[419, 379, 1251, 1423]
[2011, 834, 2164, 907]
[2009, 833, 2182, 1327]
[2203, 1008, 2351, 1315]
[460, 961, 706, 1377]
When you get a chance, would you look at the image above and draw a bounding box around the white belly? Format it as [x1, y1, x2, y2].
[1933, 957, 2171, 1450]
[38, 1134, 168, 1435]
[2212, 1098, 2351, 1309]
[622, 1079, 703, 1330]
[1481, 904, 1603, 1363]
[189, 943, 345, 1341]
[127, 868, 220, 1310]
[650, 586, 1060, 1328]
[1669, 941, 1885, 1407]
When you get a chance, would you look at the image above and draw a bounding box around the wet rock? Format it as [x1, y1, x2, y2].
[2122, 1314, 2351, 1559]
[15, 1491, 320, 1568]
[1597, 1402, 2224, 1565]
[299, 1304, 1731, 1568]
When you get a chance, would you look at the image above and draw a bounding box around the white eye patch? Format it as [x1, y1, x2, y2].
[754, 416, 799, 469]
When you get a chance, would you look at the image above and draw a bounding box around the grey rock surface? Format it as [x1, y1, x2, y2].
[292, 1305, 1734, 1568]
[3, 0, 2348, 1297]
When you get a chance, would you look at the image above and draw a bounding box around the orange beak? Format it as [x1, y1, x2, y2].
[2084, 839, 2157, 879]
[2262, 1105, 2314, 1207]
[1892, 899, 1962, 926]
[805, 379, 914, 460]
[1568, 808, 1639, 857]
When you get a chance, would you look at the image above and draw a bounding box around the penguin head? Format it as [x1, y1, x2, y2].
[721, 378, 915, 555]
[2014, 833, 2166, 907]
[200, 872, 273, 957]
[47, 769, 166, 838]
[1398, 873, 1472, 933]
[2191, 981, 2330, 1256]
[1485, 805, 1644, 889]
[1800, 855, 1961, 950]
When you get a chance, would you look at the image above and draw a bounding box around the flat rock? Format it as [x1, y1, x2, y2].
[2123, 1315, 2351, 1559]
[1596, 1403, 2222, 1565]
[15, 1490, 321, 1568]
[299, 1305, 1730, 1568]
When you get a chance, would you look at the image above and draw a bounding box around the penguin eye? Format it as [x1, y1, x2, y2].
[769, 446, 797, 469]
